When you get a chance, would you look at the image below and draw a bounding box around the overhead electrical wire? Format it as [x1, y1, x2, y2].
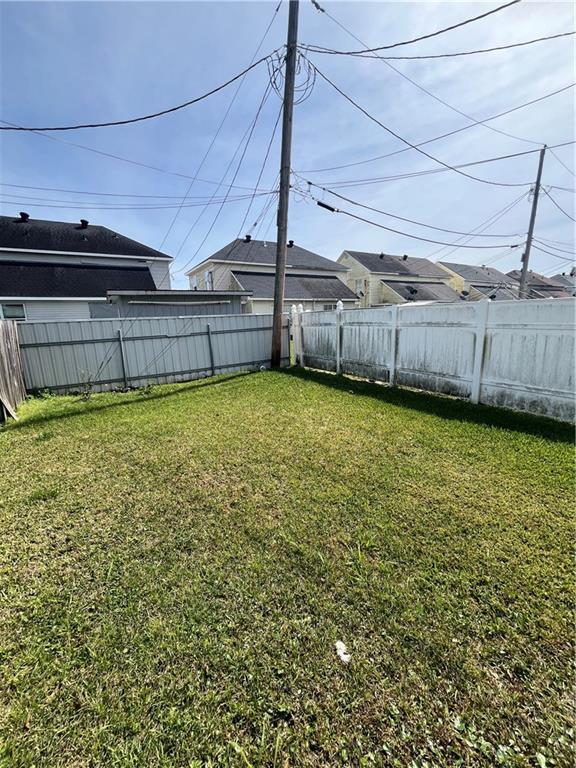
[158, 0, 283, 251]
[172, 80, 274, 272]
[0, 53, 279, 132]
[304, 60, 537, 188]
[0, 192, 274, 211]
[549, 148, 576, 178]
[543, 188, 576, 221]
[297, 179, 521, 238]
[300, 143, 576, 192]
[296, 84, 575, 174]
[308, 191, 521, 248]
[0, 182, 273, 199]
[533, 238, 575, 255]
[306, 2, 542, 147]
[531, 244, 575, 261]
[308, 0, 521, 54]
[303, 31, 575, 59]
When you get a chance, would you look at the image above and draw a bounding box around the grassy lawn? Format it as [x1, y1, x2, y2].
[0, 369, 573, 767]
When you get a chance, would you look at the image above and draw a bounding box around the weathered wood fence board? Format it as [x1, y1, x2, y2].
[0, 320, 26, 420]
[292, 299, 576, 422]
[17, 313, 290, 394]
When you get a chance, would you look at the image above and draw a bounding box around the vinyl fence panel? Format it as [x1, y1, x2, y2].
[294, 299, 575, 422]
[18, 313, 290, 394]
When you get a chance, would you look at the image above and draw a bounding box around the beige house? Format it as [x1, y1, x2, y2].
[337, 250, 463, 306]
[438, 262, 519, 300]
[186, 237, 358, 313]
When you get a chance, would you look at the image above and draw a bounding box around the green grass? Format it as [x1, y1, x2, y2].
[0, 370, 573, 768]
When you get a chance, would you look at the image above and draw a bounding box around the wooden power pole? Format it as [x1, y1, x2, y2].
[519, 145, 547, 299]
[271, 0, 299, 367]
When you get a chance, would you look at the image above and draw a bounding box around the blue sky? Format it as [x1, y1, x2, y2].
[1, 0, 574, 288]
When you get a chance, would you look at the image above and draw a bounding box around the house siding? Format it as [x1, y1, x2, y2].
[21, 300, 95, 322]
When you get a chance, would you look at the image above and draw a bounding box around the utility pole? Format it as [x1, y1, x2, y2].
[519, 145, 546, 299]
[271, 0, 299, 367]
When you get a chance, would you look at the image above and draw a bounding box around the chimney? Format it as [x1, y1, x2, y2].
[287, 239, 294, 248]
[19, 212, 29, 222]
[80, 219, 89, 229]
[243, 234, 251, 243]
[402, 254, 408, 261]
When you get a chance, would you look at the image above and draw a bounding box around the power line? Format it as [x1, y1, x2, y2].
[308, 0, 521, 55]
[543, 188, 576, 221]
[158, 0, 283, 251]
[306, 1, 541, 147]
[0, 53, 278, 132]
[172, 80, 274, 272]
[0, 182, 272, 199]
[550, 148, 576, 178]
[309, 191, 521, 248]
[302, 144, 576, 192]
[305, 61, 537, 188]
[533, 237, 575, 254]
[532, 244, 575, 261]
[296, 84, 574, 174]
[297, 178, 521, 238]
[304, 31, 575, 59]
[0, 192, 274, 211]
[426, 191, 530, 259]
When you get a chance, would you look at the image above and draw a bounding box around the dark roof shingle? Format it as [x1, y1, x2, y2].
[0, 215, 171, 259]
[381, 280, 463, 303]
[441, 262, 517, 285]
[231, 271, 357, 301]
[345, 250, 447, 278]
[0, 260, 156, 297]
[202, 239, 346, 272]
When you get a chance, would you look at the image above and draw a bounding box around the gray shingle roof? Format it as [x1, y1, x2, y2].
[440, 262, 516, 285]
[0, 215, 172, 259]
[507, 270, 572, 297]
[231, 271, 357, 301]
[381, 280, 463, 303]
[345, 250, 447, 278]
[205, 239, 346, 272]
[0, 260, 156, 297]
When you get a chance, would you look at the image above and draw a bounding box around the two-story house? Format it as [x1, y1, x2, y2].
[506, 269, 573, 299]
[186, 237, 358, 313]
[0, 213, 173, 322]
[337, 250, 463, 306]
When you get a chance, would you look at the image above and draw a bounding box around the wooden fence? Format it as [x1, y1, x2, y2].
[0, 320, 26, 421]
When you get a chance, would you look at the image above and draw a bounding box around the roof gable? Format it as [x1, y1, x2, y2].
[0, 215, 172, 260]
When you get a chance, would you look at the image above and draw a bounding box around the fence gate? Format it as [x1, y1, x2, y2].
[0, 320, 26, 420]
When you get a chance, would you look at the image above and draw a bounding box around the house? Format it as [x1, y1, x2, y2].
[506, 269, 573, 299]
[0, 213, 173, 321]
[186, 237, 358, 312]
[550, 271, 576, 295]
[92, 289, 253, 318]
[438, 262, 520, 301]
[337, 250, 464, 306]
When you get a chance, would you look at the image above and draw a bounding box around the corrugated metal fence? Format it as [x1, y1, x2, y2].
[18, 313, 290, 394]
[292, 299, 575, 422]
[0, 320, 27, 420]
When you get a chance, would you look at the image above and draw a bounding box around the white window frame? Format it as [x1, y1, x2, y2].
[0, 302, 26, 321]
[204, 270, 214, 290]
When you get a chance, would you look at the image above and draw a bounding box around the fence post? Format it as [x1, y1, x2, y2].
[297, 304, 305, 367]
[117, 328, 129, 389]
[471, 300, 489, 404]
[335, 300, 343, 374]
[389, 305, 399, 387]
[290, 305, 299, 365]
[206, 323, 216, 377]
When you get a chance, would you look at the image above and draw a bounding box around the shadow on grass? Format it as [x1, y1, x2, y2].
[282, 367, 575, 445]
[3, 372, 252, 432]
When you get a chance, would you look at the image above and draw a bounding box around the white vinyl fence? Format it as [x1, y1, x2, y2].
[18, 313, 290, 394]
[292, 299, 575, 422]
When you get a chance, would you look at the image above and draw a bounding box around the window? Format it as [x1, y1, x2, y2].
[1, 303, 26, 321]
[323, 304, 337, 311]
[204, 270, 213, 290]
[190, 275, 198, 290]
[355, 279, 365, 297]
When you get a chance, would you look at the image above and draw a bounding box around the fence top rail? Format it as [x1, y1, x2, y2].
[19, 310, 291, 326]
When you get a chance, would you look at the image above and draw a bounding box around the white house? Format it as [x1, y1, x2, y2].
[337, 250, 464, 306]
[186, 237, 358, 313]
[0, 212, 173, 322]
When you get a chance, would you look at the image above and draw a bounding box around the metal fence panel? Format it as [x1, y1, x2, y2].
[18, 313, 290, 393]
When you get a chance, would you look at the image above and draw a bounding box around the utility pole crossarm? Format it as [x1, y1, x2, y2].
[271, 0, 299, 367]
[519, 145, 547, 299]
